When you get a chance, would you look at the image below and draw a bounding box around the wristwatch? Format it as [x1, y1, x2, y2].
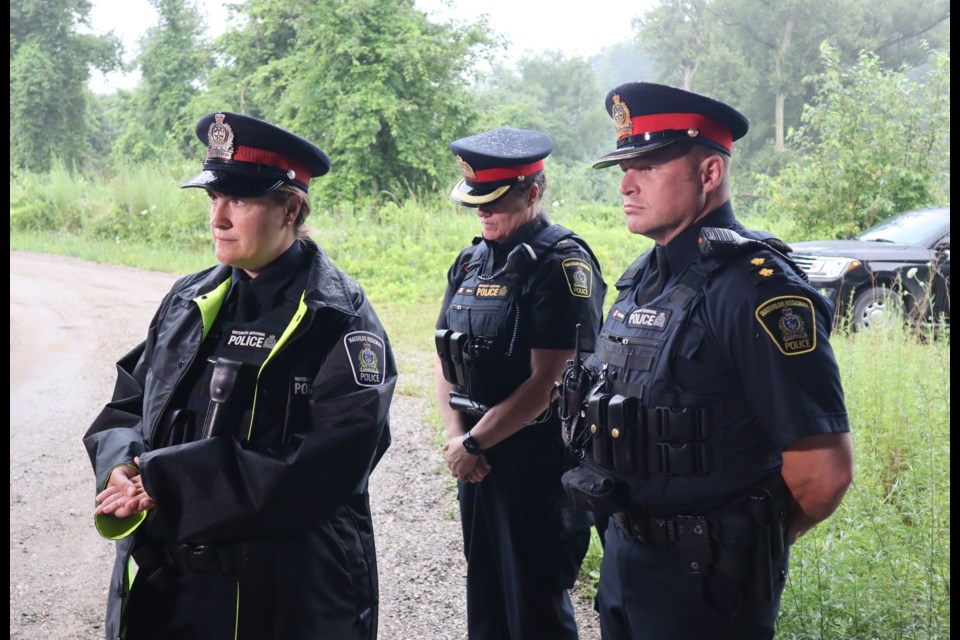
[462, 430, 484, 456]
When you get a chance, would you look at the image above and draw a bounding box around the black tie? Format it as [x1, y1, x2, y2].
[232, 279, 259, 322]
[636, 245, 670, 304]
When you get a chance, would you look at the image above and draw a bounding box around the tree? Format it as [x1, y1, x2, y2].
[204, 0, 496, 205]
[112, 0, 211, 161]
[476, 52, 611, 165]
[758, 44, 950, 238]
[10, 0, 120, 171]
[632, 0, 950, 171]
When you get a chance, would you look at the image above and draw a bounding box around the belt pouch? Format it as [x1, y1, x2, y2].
[585, 393, 611, 466]
[435, 330, 458, 385]
[608, 395, 644, 475]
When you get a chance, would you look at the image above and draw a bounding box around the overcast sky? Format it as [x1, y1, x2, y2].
[87, 0, 651, 94]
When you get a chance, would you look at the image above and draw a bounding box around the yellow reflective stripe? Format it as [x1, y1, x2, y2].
[95, 510, 147, 540]
[245, 293, 310, 441]
[194, 278, 232, 340]
[234, 581, 240, 640]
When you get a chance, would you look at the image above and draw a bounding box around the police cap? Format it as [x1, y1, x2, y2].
[593, 82, 749, 169]
[181, 112, 331, 197]
[449, 127, 552, 207]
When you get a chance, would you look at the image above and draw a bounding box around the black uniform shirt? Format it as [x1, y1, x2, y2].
[661, 202, 849, 449]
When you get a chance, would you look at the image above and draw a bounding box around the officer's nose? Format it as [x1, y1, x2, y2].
[619, 172, 638, 196]
[476, 206, 493, 218]
[209, 197, 231, 228]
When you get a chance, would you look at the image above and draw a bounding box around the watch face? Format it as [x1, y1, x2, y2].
[463, 432, 482, 455]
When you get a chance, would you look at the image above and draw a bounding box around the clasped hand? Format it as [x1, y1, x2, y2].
[94, 456, 156, 518]
[443, 437, 492, 483]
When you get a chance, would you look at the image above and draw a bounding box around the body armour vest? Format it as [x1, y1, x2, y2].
[438, 224, 593, 412]
[581, 234, 782, 493]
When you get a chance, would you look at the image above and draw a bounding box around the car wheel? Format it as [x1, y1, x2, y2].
[850, 286, 903, 331]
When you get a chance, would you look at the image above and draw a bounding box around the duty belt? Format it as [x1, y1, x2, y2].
[612, 508, 714, 576]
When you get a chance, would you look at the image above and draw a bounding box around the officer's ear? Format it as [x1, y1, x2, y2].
[283, 192, 303, 224]
[699, 154, 725, 194]
[524, 182, 541, 208]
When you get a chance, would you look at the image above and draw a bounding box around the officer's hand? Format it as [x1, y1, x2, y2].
[95, 457, 156, 518]
[466, 455, 492, 483]
[443, 437, 485, 482]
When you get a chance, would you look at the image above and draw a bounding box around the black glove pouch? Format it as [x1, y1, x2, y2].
[561, 462, 629, 515]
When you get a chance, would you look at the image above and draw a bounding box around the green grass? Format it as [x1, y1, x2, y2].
[9, 165, 949, 639]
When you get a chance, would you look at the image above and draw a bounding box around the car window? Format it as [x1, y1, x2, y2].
[857, 208, 950, 245]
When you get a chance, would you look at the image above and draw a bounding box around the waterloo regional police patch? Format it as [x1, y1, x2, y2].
[755, 296, 817, 355]
[562, 258, 593, 298]
[344, 331, 386, 386]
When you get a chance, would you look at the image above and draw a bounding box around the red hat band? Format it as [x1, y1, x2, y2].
[468, 160, 544, 184]
[624, 113, 732, 153]
[214, 145, 312, 185]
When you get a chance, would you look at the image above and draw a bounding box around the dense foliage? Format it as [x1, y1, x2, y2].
[756, 46, 951, 238]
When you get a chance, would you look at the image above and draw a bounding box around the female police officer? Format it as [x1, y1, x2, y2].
[84, 112, 397, 640]
[560, 83, 854, 639]
[434, 127, 606, 639]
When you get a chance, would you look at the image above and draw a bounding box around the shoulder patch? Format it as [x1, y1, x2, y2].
[344, 331, 386, 386]
[755, 296, 817, 355]
[561, 257, 593, 298]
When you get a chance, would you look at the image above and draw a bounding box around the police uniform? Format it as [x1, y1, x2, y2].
[84, 112, 397, 640]
[436, 128, 606, 639]
[560, 84, 850, 639]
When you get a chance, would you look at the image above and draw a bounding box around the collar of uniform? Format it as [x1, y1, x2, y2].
[231, 241, 304, 311]
[486, 212, 551, 261]
[663, 200, 736, 272]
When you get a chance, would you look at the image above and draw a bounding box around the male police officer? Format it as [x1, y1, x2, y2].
[435, 127, 606, 639]
[559, 83, 854, 639]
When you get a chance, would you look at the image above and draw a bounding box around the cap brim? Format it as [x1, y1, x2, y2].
[592, 140, 679, 169]
[448, 180, 512, 207]
[180, 170, 285, 197]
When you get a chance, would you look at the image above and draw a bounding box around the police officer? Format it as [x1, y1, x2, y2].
[559, 83, 854, 639]
[434, 127, 606, 639]
[84, 112, 397, 640]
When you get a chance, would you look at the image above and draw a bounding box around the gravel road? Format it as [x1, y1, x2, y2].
[9, 250, 601, 640]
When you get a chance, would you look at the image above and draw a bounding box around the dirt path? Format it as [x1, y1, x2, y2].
[9, 250, 600, 640]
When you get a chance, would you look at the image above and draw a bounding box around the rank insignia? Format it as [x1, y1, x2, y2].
[751, 258, 766, 266]
[562, 258, 593, 298]
[207, 113, 235, 160]
[344, 331, 386, 386]
[455, 155, 477, 180]
[755, 296, 817, 355]
[759, 268, 774, 277]
[611, 94, 633, 138]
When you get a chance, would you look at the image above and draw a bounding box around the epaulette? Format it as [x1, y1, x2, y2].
[698, 227, 808, 284]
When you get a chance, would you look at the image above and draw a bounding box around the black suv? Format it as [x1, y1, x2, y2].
[789, 207, 950, 332]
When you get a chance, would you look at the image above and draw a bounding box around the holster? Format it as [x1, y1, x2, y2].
[448, 390, 490, 417]
[561, 462, 629, 515]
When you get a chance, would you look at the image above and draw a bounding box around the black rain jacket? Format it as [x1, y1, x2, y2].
[83, 240, 396, 640]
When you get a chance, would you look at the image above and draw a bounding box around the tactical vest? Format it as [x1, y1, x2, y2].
[582, 236, 779, 481]
[438, 224, 596, 412]
[159, 291, 299, 446]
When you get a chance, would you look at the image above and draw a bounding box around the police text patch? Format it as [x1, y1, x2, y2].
[225, 329, 277, 351]
[475, 283, 508, 298]
[626, 307, 671, 330]
[755, 296, 817, 355]
[562, 258, 593, 298]
[344, 331, 386, 386]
